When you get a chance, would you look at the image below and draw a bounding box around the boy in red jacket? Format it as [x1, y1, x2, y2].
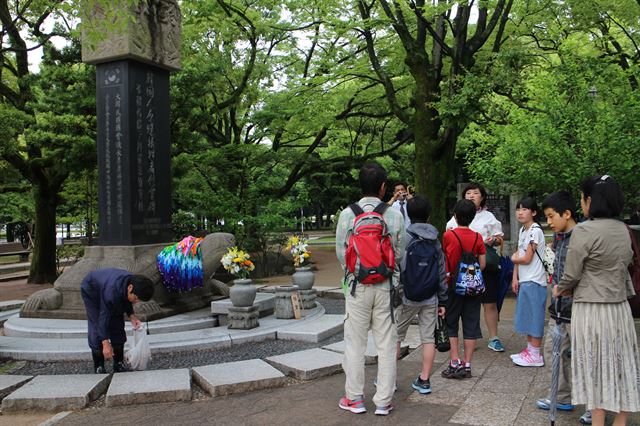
[442, 199, 486, 379]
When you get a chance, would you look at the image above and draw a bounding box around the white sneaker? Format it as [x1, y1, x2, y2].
[510, 348, 529, 360]
[513, 350, 544, 367]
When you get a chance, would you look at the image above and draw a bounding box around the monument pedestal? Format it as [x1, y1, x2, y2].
[227, 306, 259, 330]
[20, 237, 233, 322]
[299, 289, 317, 310]
[274, 286, 299, 319]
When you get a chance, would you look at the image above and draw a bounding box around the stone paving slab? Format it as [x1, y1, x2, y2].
[449, 390, 526, 426]
[1, 374, 110, 412]
[106, 369, 191, 407]
[475, 364, 537, 395]
[266, 348, 343, 380]
[323, 337, 377, 364]
[323, 332, 410, 365]
[192, 359, 288, 397]
[276, 314, 343, 343]
[408, 374, 480, 406]
[0, 375, 32, 400]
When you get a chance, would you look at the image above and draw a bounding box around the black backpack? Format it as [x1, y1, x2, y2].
[400, 232, 440, 302]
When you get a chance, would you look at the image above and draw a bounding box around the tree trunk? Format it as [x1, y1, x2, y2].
[412, 84, 455, 232]
[422, 136, 457, 232]
[28, 185, 59, 284]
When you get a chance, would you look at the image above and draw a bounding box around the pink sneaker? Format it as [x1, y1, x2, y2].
[339, 396, 366, 414]
[513, 350, 544, 367]
[510, 348, 529, 361]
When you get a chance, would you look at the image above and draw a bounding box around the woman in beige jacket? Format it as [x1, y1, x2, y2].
[556, 175, 638, 426]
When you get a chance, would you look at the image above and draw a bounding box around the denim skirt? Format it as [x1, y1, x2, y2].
[513, 281, 548, 338]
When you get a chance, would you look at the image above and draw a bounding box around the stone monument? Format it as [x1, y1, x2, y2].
[21, 1, 231, 321]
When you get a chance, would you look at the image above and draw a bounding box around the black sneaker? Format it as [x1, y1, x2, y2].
[95, 366, 106, 374]
[460, 365, 472, 378]
[114, 362, 129, 373]
[411, 375, 431, 394]
[441, 364, 465, 379]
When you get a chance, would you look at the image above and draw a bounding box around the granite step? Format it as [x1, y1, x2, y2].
[265, 348, 344, 380]
[0, 300, 24, 312]
[105, 369, 191, 407]
[3, 307, 218, 339]
[0, 375, 32, 400]
[276, 314, 343, 343]
[0, 305, 328, 361]
[1, 374, 110, 412]
[0, 309, 19, 327]
[192, 359, 288, 397]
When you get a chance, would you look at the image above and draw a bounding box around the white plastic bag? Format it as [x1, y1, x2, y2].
[125, 324, 151, 370]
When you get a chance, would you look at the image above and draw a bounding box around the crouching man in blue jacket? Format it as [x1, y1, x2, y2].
[80, 268, 154, 373]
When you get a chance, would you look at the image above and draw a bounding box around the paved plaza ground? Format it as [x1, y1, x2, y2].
[0, 244, 639, 426]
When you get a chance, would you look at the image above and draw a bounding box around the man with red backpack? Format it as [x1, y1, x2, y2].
[335, 162, 405, 416]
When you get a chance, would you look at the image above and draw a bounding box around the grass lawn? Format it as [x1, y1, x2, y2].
[0, 255, 22, 264]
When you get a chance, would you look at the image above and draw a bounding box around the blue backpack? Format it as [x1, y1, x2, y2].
[451, 231, 486, 297]
[400, 232, 440, 302]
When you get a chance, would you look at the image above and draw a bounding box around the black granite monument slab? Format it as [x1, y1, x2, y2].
[96, 60, 172, 245]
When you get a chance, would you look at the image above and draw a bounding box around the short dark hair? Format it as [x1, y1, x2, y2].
[462, 183, 488, 208]
[359, 162, 387, 196]
[542, 191, 577, 220]
[393, 181, 407, 190]
[454, 199, 476, 226]
[407, 196, 431, 224]
[129, 275, 154, 301]
[516, 196, 539, 216]
[580, 175, 624, 218]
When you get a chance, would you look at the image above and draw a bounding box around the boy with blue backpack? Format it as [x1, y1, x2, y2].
[395, 196, 448, 394]
[442, 199, 486, 379]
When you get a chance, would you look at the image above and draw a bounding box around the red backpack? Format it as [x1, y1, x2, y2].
[344, 203, 395, 293]
[627, 225, 640, 318]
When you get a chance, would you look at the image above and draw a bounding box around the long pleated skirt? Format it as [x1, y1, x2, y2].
[571, 301, 640, 412]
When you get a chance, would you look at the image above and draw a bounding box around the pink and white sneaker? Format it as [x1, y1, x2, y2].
[339, 396, 366, 414]
[510, 348, 529, 361]
[513, 350, 544, 367]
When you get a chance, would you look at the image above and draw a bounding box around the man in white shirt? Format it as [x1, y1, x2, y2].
[388, 181, 412, 230]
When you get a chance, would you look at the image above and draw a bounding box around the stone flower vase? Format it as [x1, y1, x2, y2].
[291, 266, 315, 290]
[229, 278, 257, 307]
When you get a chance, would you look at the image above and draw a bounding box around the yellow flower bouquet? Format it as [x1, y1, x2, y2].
[221, 247, 255, 279]
[286, 235, 311, 267]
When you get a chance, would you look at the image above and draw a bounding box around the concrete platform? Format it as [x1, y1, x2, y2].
[265, 348, 343, 380]
[192, 359, 287, 397]
[0, 375, 32, 399]
[106, 369, 191, 407]
[276, 314, 343, 343]
[3, 307, 217, 338]
[0, 304, 328, 361]
[0, 309, 19, 327]
[0, 300, 24, 311]
[211, 293, 275, 316]
[1, 374, 110, 412]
